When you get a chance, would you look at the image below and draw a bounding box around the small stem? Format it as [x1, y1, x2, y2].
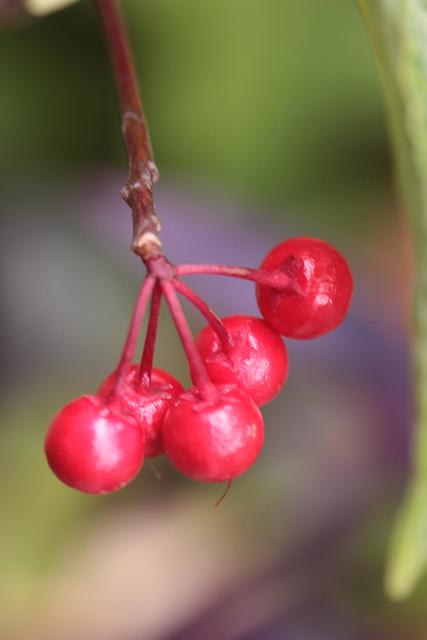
[214, 480, 233, 509]
[137, 281, 162, 389]
[173, 279, 232, 353]
[108, 275, 155, 398]
[93, 0, 161, 259]
[174, 264, 297, 291]
[161, 281, 217, 401]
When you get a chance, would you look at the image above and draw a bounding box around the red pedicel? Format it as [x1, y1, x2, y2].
[45, 395, 144, 494]
[256, 237, 353, 339]
[163, 385, 264, 483]
[196, 315, 288, 406]
[98, 366, 183, 457]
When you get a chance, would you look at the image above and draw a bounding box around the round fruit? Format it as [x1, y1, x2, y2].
[45, 395, 144, 494]
[256, 237, 353, 339]
[98, 366, 183, 457]
[163, 385, 264, 482]
[196, 315, 288, 406]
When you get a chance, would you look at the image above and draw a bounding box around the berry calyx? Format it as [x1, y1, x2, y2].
[163, 385, 264, 483]
[45, 395, 144, 494]
[98, 366, 183, 457]
[196, 315, 288, 406]
[256, 237, 353, 339]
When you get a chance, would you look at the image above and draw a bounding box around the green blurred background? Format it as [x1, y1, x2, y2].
[0, 1, 424, 639]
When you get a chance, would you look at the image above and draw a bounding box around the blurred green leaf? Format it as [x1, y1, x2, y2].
[128, 0, 387, 228]
[359, 0, 427, 600]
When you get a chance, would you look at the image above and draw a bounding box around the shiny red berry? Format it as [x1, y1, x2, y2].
[98, 366, 183, 457]
[256, 237, 353, 339]
[196, 315, 288, 406]
[45, 395, 144, 494]
[163, 385, 264, 483]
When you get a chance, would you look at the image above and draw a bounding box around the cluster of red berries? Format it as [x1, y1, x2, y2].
[45, 237, 353, 494]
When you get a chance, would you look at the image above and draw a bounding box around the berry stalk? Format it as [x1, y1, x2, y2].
[137, 281, 162, 389]
[173, 279, 232, 353]
[174, 264, 297, 291]
[108, 275, 155, 398]
[161, 281, 218, 401]
[93, 0, 161, 260]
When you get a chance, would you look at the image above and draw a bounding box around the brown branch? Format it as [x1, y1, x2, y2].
[93, 0, 162, 260]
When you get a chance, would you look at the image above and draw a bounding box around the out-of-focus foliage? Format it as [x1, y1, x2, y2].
[359, 0, 427, 601]
[0, 0, 389, 229]
[26, 0, 78, 15]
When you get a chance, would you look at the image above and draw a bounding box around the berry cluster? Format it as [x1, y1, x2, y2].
[45, 237, 353, 494]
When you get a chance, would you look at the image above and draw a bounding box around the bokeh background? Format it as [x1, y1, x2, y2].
[0, 1, 425, 638]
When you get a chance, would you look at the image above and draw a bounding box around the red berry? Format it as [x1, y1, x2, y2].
[163, 385, 264, 482]
[256, 237, 353, 339]
[45, 395, 144, 494]
[196, 315, 288, 406]
[98, 366, 183, 457]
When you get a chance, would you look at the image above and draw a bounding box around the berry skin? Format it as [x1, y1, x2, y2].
[163, 385, 264, 483]
[98, 367, 183, 457]
[45, 395, 144, 494]
[196, 315, 288, 406]
[256, 237, 353, 339]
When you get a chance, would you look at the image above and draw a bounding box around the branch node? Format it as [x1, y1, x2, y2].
[132, 231, 163, 260]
